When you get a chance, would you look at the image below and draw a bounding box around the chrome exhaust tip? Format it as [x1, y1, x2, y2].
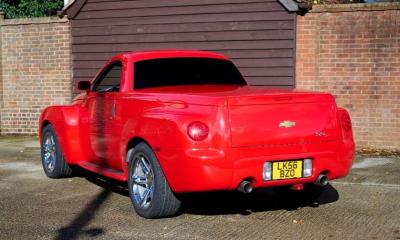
[315, 174, 329, 186]
[238, 180, 253, 193]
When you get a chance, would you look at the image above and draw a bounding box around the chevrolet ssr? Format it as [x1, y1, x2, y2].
[39, 50, 355, 218]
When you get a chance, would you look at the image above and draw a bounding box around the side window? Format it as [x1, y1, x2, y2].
[92, 61, 122, 92]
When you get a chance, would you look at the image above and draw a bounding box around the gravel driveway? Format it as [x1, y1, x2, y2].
[0, 136, 399, 240]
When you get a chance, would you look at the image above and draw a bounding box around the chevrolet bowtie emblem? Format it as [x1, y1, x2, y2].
[279, 120, 296, 128]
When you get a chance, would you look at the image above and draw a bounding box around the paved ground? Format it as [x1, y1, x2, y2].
[0, 136, 399, 240]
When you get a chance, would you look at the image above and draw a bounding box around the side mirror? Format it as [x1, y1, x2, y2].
[77, 81, 91, 91]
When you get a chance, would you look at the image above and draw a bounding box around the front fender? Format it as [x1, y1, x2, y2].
[39, 105, 89, 165]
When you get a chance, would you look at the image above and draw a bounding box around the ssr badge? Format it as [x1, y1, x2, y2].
[279, 120, 296, 128]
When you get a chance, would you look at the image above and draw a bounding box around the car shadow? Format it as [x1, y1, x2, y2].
[53, 170, 339, 239]
[75, 168, 339, 217]
[179, 183, 339, 216]
[83, 170, 129, 197]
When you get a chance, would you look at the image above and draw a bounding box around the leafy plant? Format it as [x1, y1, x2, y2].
[0, 0, 63, 19]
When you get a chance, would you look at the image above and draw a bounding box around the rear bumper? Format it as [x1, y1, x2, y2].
[231, 148, 353, 189]
[162, 140, 355, 193]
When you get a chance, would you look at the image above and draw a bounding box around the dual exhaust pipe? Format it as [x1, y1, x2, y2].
[237, 174, 328, 193]
[238, 180, 253, 194]
[315, 174, 329, 186]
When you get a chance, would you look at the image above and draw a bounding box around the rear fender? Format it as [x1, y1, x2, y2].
[120, 115, 182, 163]
[39, 105, 89, 165]
[120, 105, 229, 191]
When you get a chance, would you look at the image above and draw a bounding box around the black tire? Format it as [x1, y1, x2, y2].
[273, 184, 325, 203]
[127, 143, 181, 218]
[41, 125, 72, 178]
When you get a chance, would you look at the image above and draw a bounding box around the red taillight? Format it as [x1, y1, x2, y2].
[338, 108, 353, 140]
[187, 121, 209, 141]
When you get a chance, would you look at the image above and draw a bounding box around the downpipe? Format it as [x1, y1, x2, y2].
[238, 180, 253, 193]
[315, 174, 329, 186]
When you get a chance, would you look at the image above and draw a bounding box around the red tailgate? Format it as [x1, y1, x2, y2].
[227, 93, 339, 148]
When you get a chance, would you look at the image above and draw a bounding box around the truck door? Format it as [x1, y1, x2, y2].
[86, 61, 122, 168]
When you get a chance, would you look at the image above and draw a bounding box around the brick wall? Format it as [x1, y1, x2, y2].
[0, 5, 399, 151]
[0, 16, 72, 134]
[296, 3, 400, 150]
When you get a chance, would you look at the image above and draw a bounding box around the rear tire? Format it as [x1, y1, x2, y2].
[127, 143, 181, 218]
[41, 125, 72, 178]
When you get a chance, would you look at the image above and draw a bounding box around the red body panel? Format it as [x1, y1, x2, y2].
[39, 50, 355, 192]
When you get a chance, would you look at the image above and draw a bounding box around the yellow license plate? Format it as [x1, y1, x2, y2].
[272, 160, 303, 180]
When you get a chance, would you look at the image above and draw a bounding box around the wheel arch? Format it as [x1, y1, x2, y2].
[41, 120, 51, 129]
[120, 115, 186, 192]
[126, 136, 152, 162]
[39, 120, 52, 142]
[39, 105, 88, 165]
[124, 134, 181, 193]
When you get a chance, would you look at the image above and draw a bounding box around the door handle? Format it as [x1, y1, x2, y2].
[111, 103, 116, 119]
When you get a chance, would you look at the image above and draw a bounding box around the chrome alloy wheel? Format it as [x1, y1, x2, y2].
[131, 155, 154, 209]
[43, 135, 56, 173]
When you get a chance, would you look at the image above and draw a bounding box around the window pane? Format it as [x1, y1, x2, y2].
[134, 58, 246, 89]
[94, 62, 122, 92]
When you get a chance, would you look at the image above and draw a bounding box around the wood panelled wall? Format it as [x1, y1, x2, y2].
[68, 0, 296, 89]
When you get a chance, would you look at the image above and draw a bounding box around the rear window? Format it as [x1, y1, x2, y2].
[134, 57, 246, 89]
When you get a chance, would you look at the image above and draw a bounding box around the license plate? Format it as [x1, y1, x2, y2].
[272, 160, 303, 180]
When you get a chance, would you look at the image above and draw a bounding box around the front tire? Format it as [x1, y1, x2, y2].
[127, 143, 181, 218]
[41, 125, 72, 178]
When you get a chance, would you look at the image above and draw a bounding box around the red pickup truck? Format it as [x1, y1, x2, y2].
[39, 50, 355, 218]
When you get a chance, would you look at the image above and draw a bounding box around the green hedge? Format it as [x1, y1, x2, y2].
[0, 0, 63, 19]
